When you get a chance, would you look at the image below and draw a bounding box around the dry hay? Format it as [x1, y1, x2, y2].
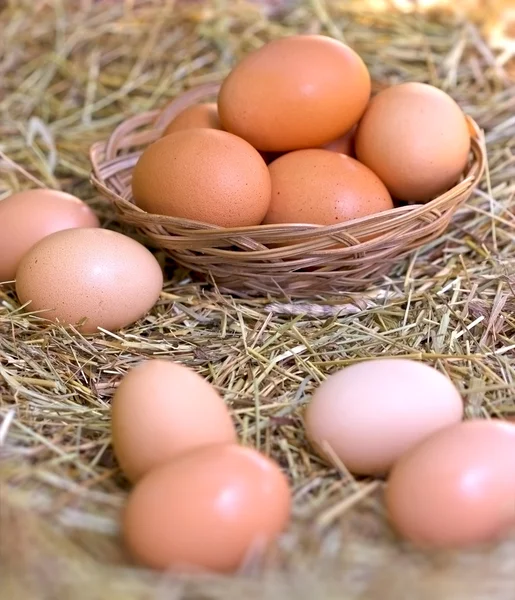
[1, 0, 515, 598]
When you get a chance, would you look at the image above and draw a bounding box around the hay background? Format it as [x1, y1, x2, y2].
[1, 0, 514, 598]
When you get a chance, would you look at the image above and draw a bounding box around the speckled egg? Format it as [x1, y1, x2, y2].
[132, 129, 271, 227]
[264, 149, 393, 225]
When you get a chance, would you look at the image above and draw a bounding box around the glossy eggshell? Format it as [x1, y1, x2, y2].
[162, 103, 221, 137]
[0, 188, 99, 283]
[386, 420, 515, 548]
[218, 35, 371, 152]
[304, 359, 464, 475]
[123, 444, 292, 573]
[15, 228, 163, 333]
[111, 359, 237, 482]
[263, 149, 393, 225]
[131, 129, 271, 227]
[355, 82, 471, 203]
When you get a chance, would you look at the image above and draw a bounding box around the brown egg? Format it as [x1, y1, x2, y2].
[162, 103, 221, 137]
[132, 129, 271, 227]
[304, 359, 463, 476]
[355, 82, 471, 203]
[0, 189, 99, 283]
[322, 125, 356, 157]
[386, 420, 515, 548]
[218, 35, 371, 152]
[263, 149, 393, 225]
[123, 444, 291, 573]
[15, 228, 163, 333]
[111, 359, 237, 482]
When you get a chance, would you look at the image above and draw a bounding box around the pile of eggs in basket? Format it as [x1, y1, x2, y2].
[1, 34, 513, 576]
[132, 34, 472, 230]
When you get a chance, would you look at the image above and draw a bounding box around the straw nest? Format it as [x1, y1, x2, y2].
[90, 84, 486, 297]
[1, 1, 514, 599]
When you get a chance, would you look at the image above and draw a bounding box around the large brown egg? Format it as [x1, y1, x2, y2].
[218, 35, 371, 152]
[162, 103, 221, 137]
[386, 420, 515, 548]
[123, 444, 292, 573]
[16, 228, 163, 333]
[0, 189, 99, 283]
[263, 149, 393, 225]
[111, 359, 237, 483]
[355, 82, 471, 203]
[132, 129, 271, 227]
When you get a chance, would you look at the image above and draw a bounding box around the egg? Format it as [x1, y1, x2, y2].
[218, 35, 371, 152]
[386, 420, 515, 548]
[304, 359, 463, 476]
[355, 82, 471, 203]
[111, 359, 237, 482]
[131, 129, 271, 227]
[263, 149, 393, 226]
[15, 228, 163, 333]
[123, 444, 291, 573]
[162, 103, 221, 137]
[0, 188, 99, 283]
[322, 125, 356, 157]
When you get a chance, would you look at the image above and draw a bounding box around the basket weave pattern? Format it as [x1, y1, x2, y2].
[90, 83, 486, 297]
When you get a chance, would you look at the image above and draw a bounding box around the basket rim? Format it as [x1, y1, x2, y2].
[89, 82, 487, 239]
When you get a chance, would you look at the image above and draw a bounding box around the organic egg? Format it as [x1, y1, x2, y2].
[111, 359, 237, 482]
[0, 188, 99, 283]
[355, 82, 471, 203]
[218, 35, 371, 152]
[322, 125, 356, 157]
[304, 359, 463, 476]
[386, 419, 515, 548]
[263, 149, 393, 226]
[132, 129, 271, 227]
[162, 103, 221, 137]
[15, 228, 163, 333]
[123, 444, 291, 573]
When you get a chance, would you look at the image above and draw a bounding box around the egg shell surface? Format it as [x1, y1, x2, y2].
[355, 82, 471, 203]
[15, 228, 163, 333]
[111, 359, 237, 482]
[162, 103, 221, 137]
[386, 419, 515, 548]
[304, 359, 464, 475]
[218, 35, 371, 152]
[123, 444, 292, 573]
[263, 149, 393, 225]
[0, 188, 99, 283]
[131, 128, 271, 227]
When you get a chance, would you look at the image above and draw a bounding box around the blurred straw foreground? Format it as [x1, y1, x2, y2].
[1, 0, 515, 598]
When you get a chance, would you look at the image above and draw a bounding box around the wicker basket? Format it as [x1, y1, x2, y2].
[89, 82, 486, 298]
